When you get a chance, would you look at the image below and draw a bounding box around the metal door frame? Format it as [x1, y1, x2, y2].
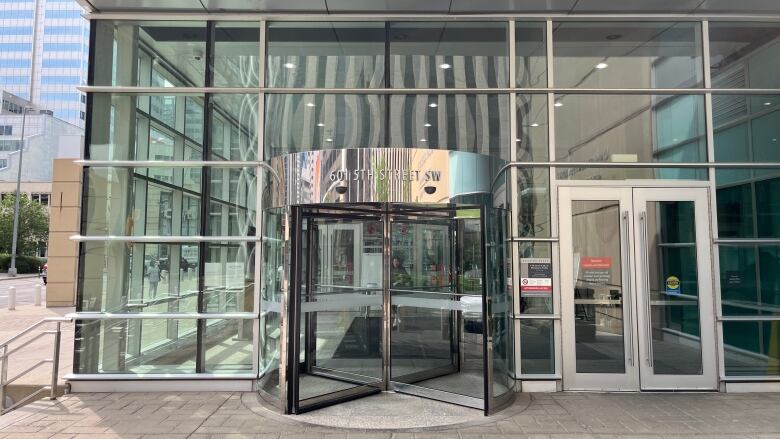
[559, 186, 717, 391]
[632, 187, 718, 390]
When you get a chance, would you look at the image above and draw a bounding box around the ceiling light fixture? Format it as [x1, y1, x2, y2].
[531, 123, 540, 127]
[325, 138, 333, 142]
[764, 102, 773, 106]
[306, 102, 315, 108]
[283, 62, 296, 69]
[554, 101, 563, 107]
[428, 103, 438, 108]
[439, 63, 451, 69]
[424, 123, 432, 127]
[420, 138, 427, 142]
[316, 122, 325, 127]
[595, 62, 608, 69]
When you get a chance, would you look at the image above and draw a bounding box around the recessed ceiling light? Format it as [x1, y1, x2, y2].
[316, 122, 325, 127]
[424, 123, 432, 127]
[420, 138, 427, 142]
[531, 123, 540, 127]
[515, 138, 521, 142]
[283, 62, 296, 69]
[554, 101, 563, 107]
[428, 103, 438, 108]
[306, 102, 315, 107]
[439, 63, 451, 69]
[764, 101, 772, 106]
[325, 138, 333, 142]
[595, 62, 608, 69]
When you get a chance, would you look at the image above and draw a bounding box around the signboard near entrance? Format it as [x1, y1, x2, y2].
[580, 257, 612, 285]
[520, 257, 552, 296]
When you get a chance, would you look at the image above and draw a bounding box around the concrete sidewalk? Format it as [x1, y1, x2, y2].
[2, 391, 780, 438]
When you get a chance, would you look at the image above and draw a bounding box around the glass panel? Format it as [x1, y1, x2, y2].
[207, 167, 257, 236]
[76, 319, 197, 373]
[81, 167, 253, 237]
[644, 201, 703, 375]
[390, 218, 474, 397]
[571, 200, 625, 374]
[516, 93, 548, 161]
[266, 22, 385, 89]
[719, 245, 780, 317]
[388, 94, 510, 160]
[213, 23, 260, 87]
[723, 321, 780, 376]
[553, 22, 703, 89]
[389, 21, 508, 88]
[203, 242, 255, 313]
[485, 207, 513, 403]
[518, 242, 553, 315]
[516, 169, 550, 238]
[520, 319, 554, 374]
[709, 23, 780, 89]
[516, 22, 547, 88]
[80, 241, 200, 313]
[298, 216, 384, 406]
[210, 94, 259, 161]
[264, 94, 384, 159]
[92, 21, 206, 87]
[259, 208, 284, 397]
[204, 319, 253, 373]
[554, 94, 707, 180]
[88, 94, 204, 161]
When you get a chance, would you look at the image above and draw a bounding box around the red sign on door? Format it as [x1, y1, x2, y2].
[580, 257, 612, 269]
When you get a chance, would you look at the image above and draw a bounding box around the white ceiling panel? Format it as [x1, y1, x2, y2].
[324, 0, 451, 13]
[87, 0, 206, 11]
[571, 0, 703, 13]
[450, 0, 577, 13]
[203, 0, 327, 12]
[696, 0, 780, 13]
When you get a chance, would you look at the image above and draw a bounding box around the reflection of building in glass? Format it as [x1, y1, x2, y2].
[70, 9, 780, 396]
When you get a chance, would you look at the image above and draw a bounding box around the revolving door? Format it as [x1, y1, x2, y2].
[285, 203, 514, 415]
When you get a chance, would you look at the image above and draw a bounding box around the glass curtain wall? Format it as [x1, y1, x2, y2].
[709, 22, 780, 377]
[77, 21, 260, 374]
[76, 17, 780, 384]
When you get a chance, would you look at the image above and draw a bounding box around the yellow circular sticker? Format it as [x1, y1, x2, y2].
[665, 275, 681, 295]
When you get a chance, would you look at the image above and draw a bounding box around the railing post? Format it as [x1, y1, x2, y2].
[7, 287, 15, 311]
[1, 345, 8, 411]
[34, 285, 42, 306]
[50, 322, 61, 400]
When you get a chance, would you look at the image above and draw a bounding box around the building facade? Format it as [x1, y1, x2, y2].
[0, 0, 89, 128]
[70, 0, 780, 415]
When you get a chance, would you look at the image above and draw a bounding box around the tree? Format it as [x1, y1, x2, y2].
[0, 193, 49, 256]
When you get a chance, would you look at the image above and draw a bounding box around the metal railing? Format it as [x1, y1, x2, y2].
[0, 317, 72, 414]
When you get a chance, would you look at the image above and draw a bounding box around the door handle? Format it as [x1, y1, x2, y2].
[639, 211, 654, 368]
[621, 210, 634, 367]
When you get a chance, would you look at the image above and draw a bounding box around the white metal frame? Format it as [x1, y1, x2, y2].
[558, 186, 718, 391]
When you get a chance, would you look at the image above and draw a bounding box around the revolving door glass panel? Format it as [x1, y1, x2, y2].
[389, 210, 486, 409]
[288, 204, 512, 414]
[293, 212, 385, 413]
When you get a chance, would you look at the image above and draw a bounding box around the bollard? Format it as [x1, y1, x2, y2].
[34, 285, 42, 306]
[8, 286, 15, 311]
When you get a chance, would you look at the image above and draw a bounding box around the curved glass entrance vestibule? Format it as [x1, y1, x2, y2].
[263, 203, 513, 415]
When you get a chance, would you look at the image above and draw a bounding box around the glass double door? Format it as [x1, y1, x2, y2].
[559, 187, 717, 390]
[286, 205, 513, 414]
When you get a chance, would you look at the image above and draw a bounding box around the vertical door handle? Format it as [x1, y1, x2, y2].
[639, 211, 654, 368]
[621, 210, 634, 367]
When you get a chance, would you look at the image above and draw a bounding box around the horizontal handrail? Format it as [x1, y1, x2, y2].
[0, 317, 71, 348]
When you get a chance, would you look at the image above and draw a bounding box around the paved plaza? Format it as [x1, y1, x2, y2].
[2, 391, 780, 438]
